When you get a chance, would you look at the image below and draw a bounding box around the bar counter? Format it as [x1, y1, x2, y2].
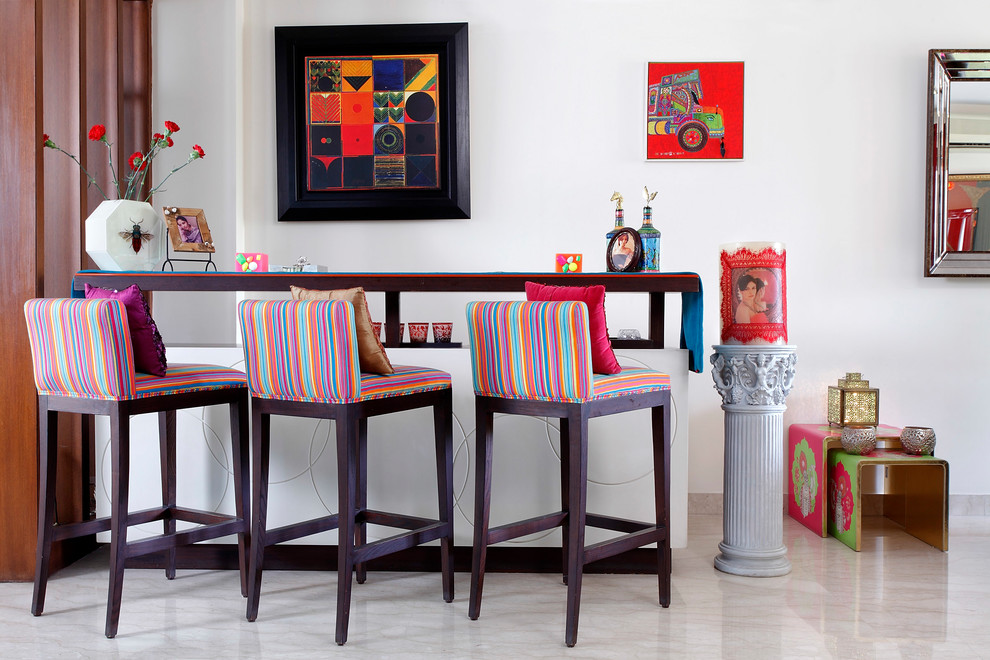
[73, 270, 702, 354]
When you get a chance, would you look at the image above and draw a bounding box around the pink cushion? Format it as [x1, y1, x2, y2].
[524, 281, 621, 374]
[85, 284, 167, 376]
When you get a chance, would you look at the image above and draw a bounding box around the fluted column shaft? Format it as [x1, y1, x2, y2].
[710, 345, 797, 577]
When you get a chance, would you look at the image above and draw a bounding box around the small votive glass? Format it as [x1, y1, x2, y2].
[900, 426, 936, 455]
[432, 322, 453, 343]
[408, 322, 429, 343]
[840, 425, 877, 455]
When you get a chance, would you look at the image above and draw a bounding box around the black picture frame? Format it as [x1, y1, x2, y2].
[606, 228, 643, 272]
[274, 23, 470, 222]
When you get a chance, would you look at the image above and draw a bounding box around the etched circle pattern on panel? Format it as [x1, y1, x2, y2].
[98, 408, 234, 540]
[460, 414, 565, 545]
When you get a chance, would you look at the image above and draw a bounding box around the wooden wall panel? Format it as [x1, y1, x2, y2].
[0, 0, 44, 583]
[0, 0, 152, 581]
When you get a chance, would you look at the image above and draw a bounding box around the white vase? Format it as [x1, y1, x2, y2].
[85, 200, 166, 271]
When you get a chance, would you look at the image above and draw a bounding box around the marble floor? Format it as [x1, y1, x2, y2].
[1, 514, 987, 659]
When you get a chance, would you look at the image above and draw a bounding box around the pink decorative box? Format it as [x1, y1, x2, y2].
[235, 252, 268, 272]
[787, 423, 902, 537]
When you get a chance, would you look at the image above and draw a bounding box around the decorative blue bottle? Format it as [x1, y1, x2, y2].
[638, 206, 661, 272]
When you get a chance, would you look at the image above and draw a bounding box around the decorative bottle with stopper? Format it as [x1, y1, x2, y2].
[638, 186, 660, 271]
[607, 191, 624, 246]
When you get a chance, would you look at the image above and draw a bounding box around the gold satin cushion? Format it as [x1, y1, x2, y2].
[289, 285, 394, 375]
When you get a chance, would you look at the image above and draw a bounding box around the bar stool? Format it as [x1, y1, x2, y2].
[23, 298, 250, 638]
[237, 299, 454, 645]
[465, 300, 672, 646]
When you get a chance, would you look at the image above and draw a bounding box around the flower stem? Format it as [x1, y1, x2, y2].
[104, 140, 122, 198]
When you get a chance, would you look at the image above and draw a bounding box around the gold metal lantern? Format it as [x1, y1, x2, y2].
[827, 372, 879, 426]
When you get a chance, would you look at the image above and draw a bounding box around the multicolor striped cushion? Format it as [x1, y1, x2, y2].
[24, 298, 135, 400]
[358, 365, 451, 402]
[239, 299, 450, 404]
[239, 299, 360, 403]
[466, 300, 671, 403]
[133, 364, 247, 399]
[24, 298, 247, 402]
[466, 300, 595, 402]
[591, 368, 670, 400]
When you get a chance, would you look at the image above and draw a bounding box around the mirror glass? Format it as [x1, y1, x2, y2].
[926, 50, 990, 276]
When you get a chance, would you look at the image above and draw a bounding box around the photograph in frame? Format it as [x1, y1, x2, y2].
[162, 207, 215, 253]
[606, 227, 643, 272]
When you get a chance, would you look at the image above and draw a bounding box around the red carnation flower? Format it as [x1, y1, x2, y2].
[88, 124, 106, 141]
[164, 120, 180, 133]
[43, 133, 49, 142]
[128, 152, 146, 171]
[153, 132, 164, 141]
[167, 136, 174, 147]
[192, 144, 205, 158]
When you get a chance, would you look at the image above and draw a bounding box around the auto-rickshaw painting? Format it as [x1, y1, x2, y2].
[646, 62, 744, 160]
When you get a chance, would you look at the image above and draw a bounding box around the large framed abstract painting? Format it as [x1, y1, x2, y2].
[646, 62, 744, 161]
[274, 23, 470, 221]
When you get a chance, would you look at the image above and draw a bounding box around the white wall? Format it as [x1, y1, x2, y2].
[153, 0, 990, 498]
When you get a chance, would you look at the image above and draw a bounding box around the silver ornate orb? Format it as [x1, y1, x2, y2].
[900, 426, 936, 455]
[840, 425, 877, 455]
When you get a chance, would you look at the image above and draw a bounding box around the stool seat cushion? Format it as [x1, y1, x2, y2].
[357, 365, 451, 403]
[133, 364, 247, 399]
[592, 368, 671, 400]
[253, 365, 452, 404]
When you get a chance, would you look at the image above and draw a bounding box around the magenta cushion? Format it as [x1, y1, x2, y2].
[524, 281, 621, 374]
[84, 284, 167, 376]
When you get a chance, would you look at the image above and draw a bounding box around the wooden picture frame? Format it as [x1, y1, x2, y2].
[274, 23, 470, 221]
[162, 207, 215, 253]
[607, 228, 643, 272]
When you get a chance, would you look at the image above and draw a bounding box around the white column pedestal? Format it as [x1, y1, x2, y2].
[710, 345, 797, 577]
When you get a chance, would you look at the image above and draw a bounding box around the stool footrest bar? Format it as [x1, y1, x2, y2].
[487, 512, 567, 546]
[583, 527, 665, 565]
[264, 514, 340, 546]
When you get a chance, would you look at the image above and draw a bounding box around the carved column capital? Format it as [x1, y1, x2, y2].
[710, 345, 797, 408]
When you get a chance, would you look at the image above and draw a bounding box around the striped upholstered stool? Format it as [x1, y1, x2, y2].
[23, 298, 250, 638]
[465, 300, 672, 647]
[237, 299, 454, 645]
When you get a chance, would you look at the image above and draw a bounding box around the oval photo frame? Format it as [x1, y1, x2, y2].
[606, 227, 643, 272]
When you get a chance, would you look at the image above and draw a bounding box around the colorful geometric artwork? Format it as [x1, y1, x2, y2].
[646, 62, 744, 160]
[305, 54, 440, 192]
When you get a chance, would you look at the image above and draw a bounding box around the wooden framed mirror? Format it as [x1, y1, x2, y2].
[926, 50, 990, 276]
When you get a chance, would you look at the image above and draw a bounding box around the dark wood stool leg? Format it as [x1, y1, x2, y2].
[230, 394, 250, 597]
[354, 418, 368, 585]
[468, 399, 494, 621]
[246, 406, 270, 622]
[105, 404, 130, 639]
[559, 416, 570, 586]
[435, 390, 454, 603]
[564, 409, 588, 648]
[158, 410, 177, 580]
[653, 398, 672, 607]
[335, 407, 358, 646]
[31, 401, 58, 616]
